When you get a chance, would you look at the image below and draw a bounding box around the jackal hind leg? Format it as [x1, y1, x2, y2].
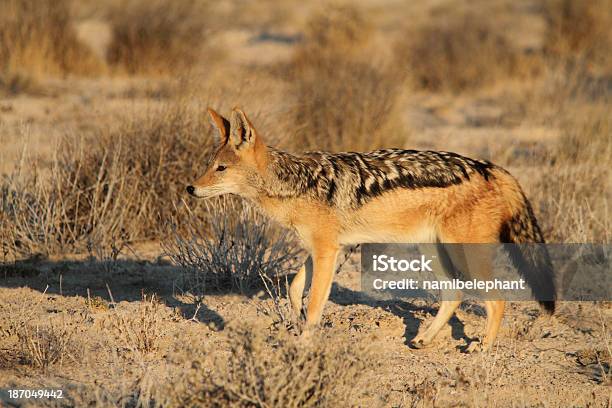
[411, 298, 462, 348]
[411, 244, 462, 348]
[481, 299, 505, 351]
[455, 244, 504, 352]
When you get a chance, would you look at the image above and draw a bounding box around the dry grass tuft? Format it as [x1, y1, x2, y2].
[0, 292, 84, 371]
[106, 0, 211, 75]
[533, 164, 610, 243]
[0, 72, 40, 96]
[301, 4, 371, 55]
[16, 322, 78, 370]
[105, 294, 170, 355]
[554, 106, 611, 164]
[542, 0, 612, 68]
[166, 325, 373, 407]
[163, 197, 301, 296]
[0, 0, 104, 91]
[287, 5, 403, 152]
[395, 13, 522, 92]
[256, 269, 297, 331]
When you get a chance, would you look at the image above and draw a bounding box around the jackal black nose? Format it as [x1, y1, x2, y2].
[186, 185, 195, 195]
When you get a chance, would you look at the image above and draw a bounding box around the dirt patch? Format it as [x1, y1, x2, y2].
[0, 253, 609, 406]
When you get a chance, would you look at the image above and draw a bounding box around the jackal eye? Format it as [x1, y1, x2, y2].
[216, 165, 227, 172]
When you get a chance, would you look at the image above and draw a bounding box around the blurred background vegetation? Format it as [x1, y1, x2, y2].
[0, 0, 610, 256]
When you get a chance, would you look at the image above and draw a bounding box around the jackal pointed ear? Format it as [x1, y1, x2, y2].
[207, 108, 230, 145]
[229, 108, 257, 150]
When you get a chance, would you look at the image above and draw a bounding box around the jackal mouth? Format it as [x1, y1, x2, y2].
[186, 185, 225, 199]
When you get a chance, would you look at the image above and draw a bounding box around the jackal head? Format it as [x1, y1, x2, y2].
[187, 108, 267, 200]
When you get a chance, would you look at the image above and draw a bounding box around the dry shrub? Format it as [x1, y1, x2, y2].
[0, 164, 102, 258]
[16, 322, 78, 370]
[107, 0, 210, 75]
[301, 4, 371, 53]
[0, 0, 104, 91]
[524, 61, 609, 124]
[163, 197, 301, 295]
[0, 104, 215, 258]
[0, 292, 84, 371]
[86, 231, 131, 276]
[1, 311, 81, 371]
[531, 107, 611, 243]
[256, 269, 297, 331]
[533, 164, 610, 243]
[395, 13, 522, 92]
[221, 0, 299, 31]
[64, 386, 136, 408]
[70, 104, 215, 238]
[0, 71, 40, 96]
[0, 151, 137, 257]
[59, 363, 155, 407]
[105, 295, 171, 355]
[554, 106, 611, 164]
[288, 5, 403, 152]
[542, 0, 612, 68]
[166, 325, 373, 407]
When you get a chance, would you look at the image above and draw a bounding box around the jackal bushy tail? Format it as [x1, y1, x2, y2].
[500, 192, 556, 313]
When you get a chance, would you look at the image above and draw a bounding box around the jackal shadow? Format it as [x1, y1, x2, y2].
[0, 255, 225, 329]
[329, 282, 482, 347]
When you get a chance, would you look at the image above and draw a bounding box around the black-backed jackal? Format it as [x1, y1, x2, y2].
[187, 108, 556, 351]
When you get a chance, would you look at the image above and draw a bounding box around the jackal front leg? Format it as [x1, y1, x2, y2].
[302, 246, 339, 335]
[289, 256, 313, 318]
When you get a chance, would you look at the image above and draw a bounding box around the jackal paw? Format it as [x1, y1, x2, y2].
[299, 326, 315, 342]
[409, 336, 431, 349]
[290, 302, 307, 321]
[464, 341, 484, 354]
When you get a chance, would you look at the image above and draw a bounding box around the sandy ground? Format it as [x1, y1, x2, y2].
[0, 248, 610, 406]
